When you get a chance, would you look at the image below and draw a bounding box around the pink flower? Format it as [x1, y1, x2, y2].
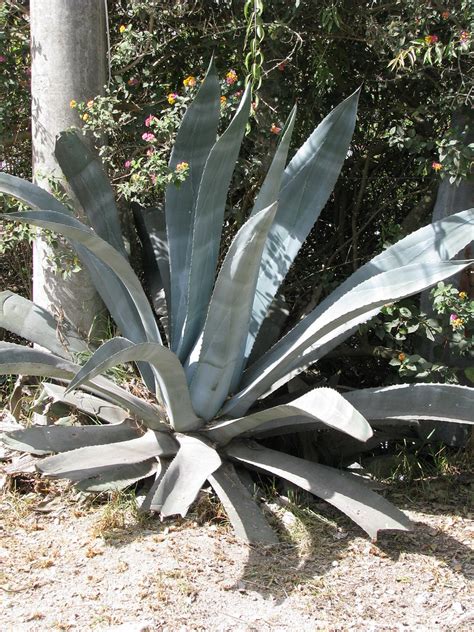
[150, 174, 157, 185]
[0, 55, 6, 63]
[142, 132, 156, 142]
[128, 77, 139, 86]
[424, 34, 439, 45]
[278, 61, 287, 71]
[270, 123, 282, 134]
[145, 114, 157, 127]
[146, 148, 155, 157]
[450, 313, 458, 322]
[432, 161, 442, 172]
[225, 70, 238, 85]
[124, 160, 132, 169]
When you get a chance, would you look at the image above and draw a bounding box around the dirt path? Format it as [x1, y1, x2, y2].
[1, 478, 472, 632]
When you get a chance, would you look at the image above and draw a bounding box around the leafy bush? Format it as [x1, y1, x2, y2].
[1, 61, 473, 544]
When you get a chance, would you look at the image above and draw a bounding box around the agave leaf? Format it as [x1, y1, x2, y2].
[247, 293, 289, 366]
[189, 204, 278, 421]
[75, 459, 158, 492]
[54, 131, 127, 256]
[67, 337, 201, 432]
[345, 384, 474, 425]
[0, 291, 89, 360]
[251, 106, 297, 217]
[3, 210, 161, 346]
[205, 387, 372, 444]
[251, 208, 474, 395]
[150, 434, 221, 517]
[139, 459, 170, 512]
[246, 90, 360, 359]
[176, 85, 252, 359]
[0, 173, 151, 373]
[37, 429, 178, 476]
[2, 421, 141, 456]
[166, 58, 220, 345]
[226, 441, 412, 540]
[0, 342, 164, 429]
[225, 259, 472, 416]
[208, 462, 278, 544]
[39, 383, 129, 425]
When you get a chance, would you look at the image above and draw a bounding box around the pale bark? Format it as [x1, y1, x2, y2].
[30, 0, 107, 338]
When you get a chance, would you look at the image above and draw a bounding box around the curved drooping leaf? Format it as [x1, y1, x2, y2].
[205, 387, 372, 445]
[189, 204, 277, 420]
[39, 383, 129, 425]
[67, 337, 201, 432]
[225, 259, 472, 417]
[76, 459, 158, 492]
[54, 131, 127, 256]
[3, 210, 161, 346]
[344, 383, 474, 425]
[250, 106, 297, 218]
[175, 85, 253, 360]
[0, 171, 71, 214]
[0, 291, 89, 360]
[2, 421, 140, 456]
[166, 59, 220, 345]
[226, 441, 412, 540]
[36, 430, 178, 476]
[0, 342, 164, 428]
[208, 462, 278, 544]
[149, 434, 221, 517]
[245, 89, 360, 359]
[249, 208, 474, 396]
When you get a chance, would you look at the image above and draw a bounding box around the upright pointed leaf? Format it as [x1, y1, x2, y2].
[189, 204, 277, 420]
[166, 59, 220, 343]
[226, 441, 412, 540]
[54, 131, 127, 256]
[246, 90, 360, 358]
[67, 337, 201, 432]
[176, 85, 252, 359]
[205, 387, 372, 445]
[0, 291, 89, 359]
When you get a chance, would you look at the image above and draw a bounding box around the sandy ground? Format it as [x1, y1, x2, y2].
[1, 472, 473, 632]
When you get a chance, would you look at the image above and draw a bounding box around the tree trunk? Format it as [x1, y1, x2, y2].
[30, 0, 107, 338]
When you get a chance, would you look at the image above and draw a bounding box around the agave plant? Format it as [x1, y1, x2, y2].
[1, 60, 473, 545]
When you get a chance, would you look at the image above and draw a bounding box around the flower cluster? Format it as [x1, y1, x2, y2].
[270, 123, 281, 134]
[225, 69, 237, 85]
[424, 34, 439, 45]
[175, 161, 189, 172]
[167, 93, 178, 105]
[432, 161, 442, 172]
[450, 314, 464, 330]
[183, 75, 196, 88]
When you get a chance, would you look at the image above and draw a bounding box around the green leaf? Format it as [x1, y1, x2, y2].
[166, 59, 220, 347]
[208, 462, 278, 544]
[344, 384, 474, 425]
[246, 90, 360, 359]
[67, 337, 201, 432]
[205, 387, 372, 444]
[226, 441, 412, 540]
[150, 434, 221, 517]
[0, 291, 89, 360]
[189, 204, 277, 420]
[54, 131, 126, 256]
[176, 84, 252, 360]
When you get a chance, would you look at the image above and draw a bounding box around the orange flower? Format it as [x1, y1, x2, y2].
[432, 161, 442, 172]
[424, 34, 439, 45]
[220, 95, 227, 105]
[183, 75, 196, 88]
[270, 123, 282, 134]
[167, 92, 178, 104]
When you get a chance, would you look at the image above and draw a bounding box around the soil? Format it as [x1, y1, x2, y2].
[0, 467, 473, 632]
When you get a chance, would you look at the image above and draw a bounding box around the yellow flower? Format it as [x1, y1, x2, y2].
[167, 92, 178, 104]
[183, 75, 196, 88]
[119, 25, 126, 33]
[225, 69, 238, 85]
[69, 99, 77, 109]
[176, 161, 189, 172]
[459, 291, 467, 300]
[220, 95, 227, 105]
[82, 113, 89, 121]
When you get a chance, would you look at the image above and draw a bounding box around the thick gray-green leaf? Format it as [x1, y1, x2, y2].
[247, 293, 289, 367]
[2, 421, 140, 456]
[189, 204, 277, 420]
[139, 459, 170, 512]
[166, 59, 220, 346]
[0, 342, 164, 428]
[75, 460, 158, 492]
[176, 84, 252, 360]
[150, 434, 221, 517]
[39, 383, 129, 425]
[251, 106, 297, 218]
[37, 430, 178, 476]
[4, 210, 161, 346]
[205, 387, 372, 445]
[67, 337, 201, 432]
[345, 383, 474, 425]
[0, 291, 89, 360]
[226, 441, 412, 540]
[246, 90, 360, 359]
[0, 171, 71, 214]
[208, 462, 278, 544]
[249, 208, 474, 396]
[54, 131, 126, 256]
[225, 259, 472, 416]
